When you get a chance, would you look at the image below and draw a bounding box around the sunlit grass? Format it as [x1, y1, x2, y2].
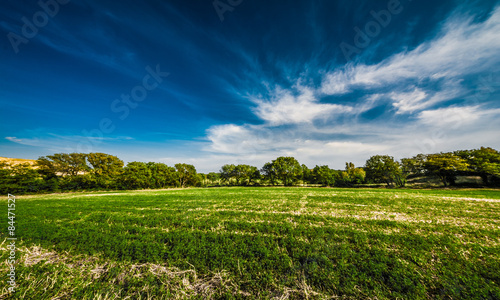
[2, 187, 500, 299]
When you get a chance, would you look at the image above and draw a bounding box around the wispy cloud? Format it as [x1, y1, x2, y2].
[388, 79, 465, 113]
[321, 7, 500, 107]
[417, 105, 500, 128]
[251, 86, 353, 126]
[201, 6, 500, 169]
[5, 134, 134, 153]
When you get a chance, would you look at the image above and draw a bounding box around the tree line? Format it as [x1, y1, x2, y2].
[1, 147, 499, 194]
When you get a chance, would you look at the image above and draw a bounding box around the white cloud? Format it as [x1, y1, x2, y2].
[205, 124, 258, 154]
[200, 7, 500, 170]
[417, 106, 500, 128]
[389, 80, 465, 113]
[390, 88, 428, 113]
[321, 7, 500, 109]
[251, 87, 353, 126]
[319, 72, 350, 95]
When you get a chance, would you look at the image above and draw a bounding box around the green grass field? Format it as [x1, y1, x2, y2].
[2, 187, 500, 299]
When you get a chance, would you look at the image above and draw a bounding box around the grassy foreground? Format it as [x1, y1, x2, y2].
[1, 187, 500, 299]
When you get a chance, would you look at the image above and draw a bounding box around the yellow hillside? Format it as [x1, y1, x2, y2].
[0, 157, 37, 166]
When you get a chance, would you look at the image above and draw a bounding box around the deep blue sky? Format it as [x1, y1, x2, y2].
[1, 0, 500, 172]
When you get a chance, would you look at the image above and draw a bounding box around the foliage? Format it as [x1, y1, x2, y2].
[365, 155, 405, 187]
[261, 162, 277, 186]
[3, 147, 500, 194]
[146, 162, 178, 188]
[207, 172, 221, 185]
[87, 153, 124, 189]
[301, 164, 312, 184]
[424, 153, 469, 187]
[37, 153, 89, 177]
[312, 165, 336, 186]
[456, 147, 500, 185]
[220, 164, 236, 185]
[343, 162, 366, 185]
[0, 162, 45, 194]
[121, 162, 152, 189]
[401, 154, 427, 178]
[219, 164, 260, 186]
[175, 163, 198, 188]
[272, 156, 302, 186]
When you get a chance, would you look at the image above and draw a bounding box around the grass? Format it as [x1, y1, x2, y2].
[2, 187, 500, 299]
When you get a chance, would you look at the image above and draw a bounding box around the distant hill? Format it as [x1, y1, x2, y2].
[0, 157, 37, 166]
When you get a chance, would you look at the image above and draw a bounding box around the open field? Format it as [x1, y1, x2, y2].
[2, 187, 500, 299]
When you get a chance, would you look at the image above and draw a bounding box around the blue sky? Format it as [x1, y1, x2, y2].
[1, 0, 500, 172]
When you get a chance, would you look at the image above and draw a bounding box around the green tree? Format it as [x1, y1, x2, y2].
[36, 157, 59, 180]
[220, 164, 236, 185]
[44, 153, 89, 176]
[401, 154, 427, 178]
[121, 162, 152, 189]
[235, 164, 260, 185]
[0, 162, 44, 194]
[456, 147, 500, 185]
[344, 162, 366, 185]
[175, 163, 198, 188]
[424, 152, 469, 187]
[261, 162, 277, 186]
[272, 156, 302, 186]
[365, 155, 405, 187]
[301, 164, 312, 185]
[146, 162, 178, 188]
[36, 153, 89, 191]
[246, 165, 261, 185]
[207, 172, 221, 186]
[312, 165, 336, 186]
[87, 153, 124, 189]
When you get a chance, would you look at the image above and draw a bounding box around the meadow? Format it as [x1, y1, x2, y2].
[1, 187, 500, 299]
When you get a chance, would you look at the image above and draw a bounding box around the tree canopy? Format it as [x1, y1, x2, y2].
[2, 146, 500, 194]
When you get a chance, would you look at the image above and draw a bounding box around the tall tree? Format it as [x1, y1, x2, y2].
[272, 156, 302, 186]
[36, 156, 59, 180]
[87, 153, 124, 188]
[401, 154, 427, 178]
[456, 147, 500, 185]
[312, 165, 336, 186]
[365, 155, 405, 187]
[301, 164, 312, 184]
[175, 163, 198, 188]
[235, 164, 260, 185]
[261, 162, 277, 186]
[146, 162, 178, 188]
[424, 152, 469, 187]
[207, 172, 221, 185]
[37, 153, 88, 177]
[121, 162, 152, 189]
[344, 162, 366, 184]
[220, 164, 236, 185]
